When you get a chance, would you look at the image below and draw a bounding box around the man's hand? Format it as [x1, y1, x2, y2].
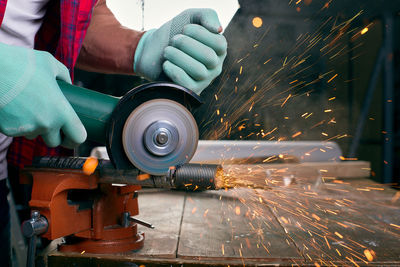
[134, 8, 228, 95]
[0, 43, 87, 148]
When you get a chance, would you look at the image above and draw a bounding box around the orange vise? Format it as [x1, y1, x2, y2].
[21, 163, 146, 256]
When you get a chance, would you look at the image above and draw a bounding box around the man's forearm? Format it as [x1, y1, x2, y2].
[76, 0, 144, 74]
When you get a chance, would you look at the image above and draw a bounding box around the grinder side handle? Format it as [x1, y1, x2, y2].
[57, 80, 120, 144]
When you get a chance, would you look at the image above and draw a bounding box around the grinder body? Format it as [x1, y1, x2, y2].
[57, 80, 202, 175]
[59, 81, 119, 144]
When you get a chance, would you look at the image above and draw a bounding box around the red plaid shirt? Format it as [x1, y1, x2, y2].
[0, 0, 97, 168]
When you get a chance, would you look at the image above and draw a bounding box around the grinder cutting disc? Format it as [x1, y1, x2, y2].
[122, 99, 198, 175]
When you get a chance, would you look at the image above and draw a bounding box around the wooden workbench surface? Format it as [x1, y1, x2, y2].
[40, 170, 400, 266]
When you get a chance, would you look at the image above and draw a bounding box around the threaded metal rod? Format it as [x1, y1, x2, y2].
[30, 157, 221, 191]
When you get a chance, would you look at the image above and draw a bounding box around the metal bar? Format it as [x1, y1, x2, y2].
[348, 45, 385, 157]
[26, 235, 36, 267]
[192, 141, 343, 163]
[382, 13, 395, 183]
[29, 157, 220, 190]
[129, 217, 155, 229]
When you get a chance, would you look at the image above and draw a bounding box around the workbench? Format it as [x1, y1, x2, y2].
[37, 162, 400, 266]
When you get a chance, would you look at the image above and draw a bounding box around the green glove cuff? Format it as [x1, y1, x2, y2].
[0, 43, 35, 108]
[133, 29, 156, 76]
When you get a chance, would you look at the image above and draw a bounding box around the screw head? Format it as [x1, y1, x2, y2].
[155, 132, 168, 145]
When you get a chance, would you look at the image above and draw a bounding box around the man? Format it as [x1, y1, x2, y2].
[0, 0, 227, 264]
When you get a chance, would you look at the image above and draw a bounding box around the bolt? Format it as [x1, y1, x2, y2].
[31, 210, 40, 219]
[156, 132, 168, 145]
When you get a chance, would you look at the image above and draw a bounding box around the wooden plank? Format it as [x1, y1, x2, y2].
[257, 178, 400, 266]
[177, 189, 303, 264]
[134, 189, 186, 258]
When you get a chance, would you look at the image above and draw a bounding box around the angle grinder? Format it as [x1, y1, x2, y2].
[57, 80, 202, 176]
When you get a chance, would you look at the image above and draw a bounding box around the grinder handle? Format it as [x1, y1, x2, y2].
[57, 80, 120, 144]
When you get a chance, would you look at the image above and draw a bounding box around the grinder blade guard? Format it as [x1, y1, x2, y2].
[59, 81, 202, 175]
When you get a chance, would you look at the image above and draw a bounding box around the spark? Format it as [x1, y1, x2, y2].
[292, 131, 302, 138]
[235, 206, 241, 215]
[360, 27, 368, 35]
[334, 232, 343, 238]
[311, 214, 321, 221]
[390, 223, 400, 229]
[364, 249, 375, 261]
[340, 156, 358, 161]
[336, 222, 349, 228]
[262, 243, 270, 253]
[324, 236, 331, 249]
[305, 112, 313, 119]
[366, 187, 384, 191]
[263, 127, 277, 136]
[263, 156, 276, 163]
[249, 102, 255, 112]
[280, 216, 289, 224]
[263, 58, 271, 64]
[281, 94, 292, 107]
[327, 74, 338, 83]
[336, 249, 341, 256]
[204, 209, 209, 217]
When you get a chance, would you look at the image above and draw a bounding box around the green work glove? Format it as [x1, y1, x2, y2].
[134, 8, 228, 95]
[0, 43, 87, 148]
